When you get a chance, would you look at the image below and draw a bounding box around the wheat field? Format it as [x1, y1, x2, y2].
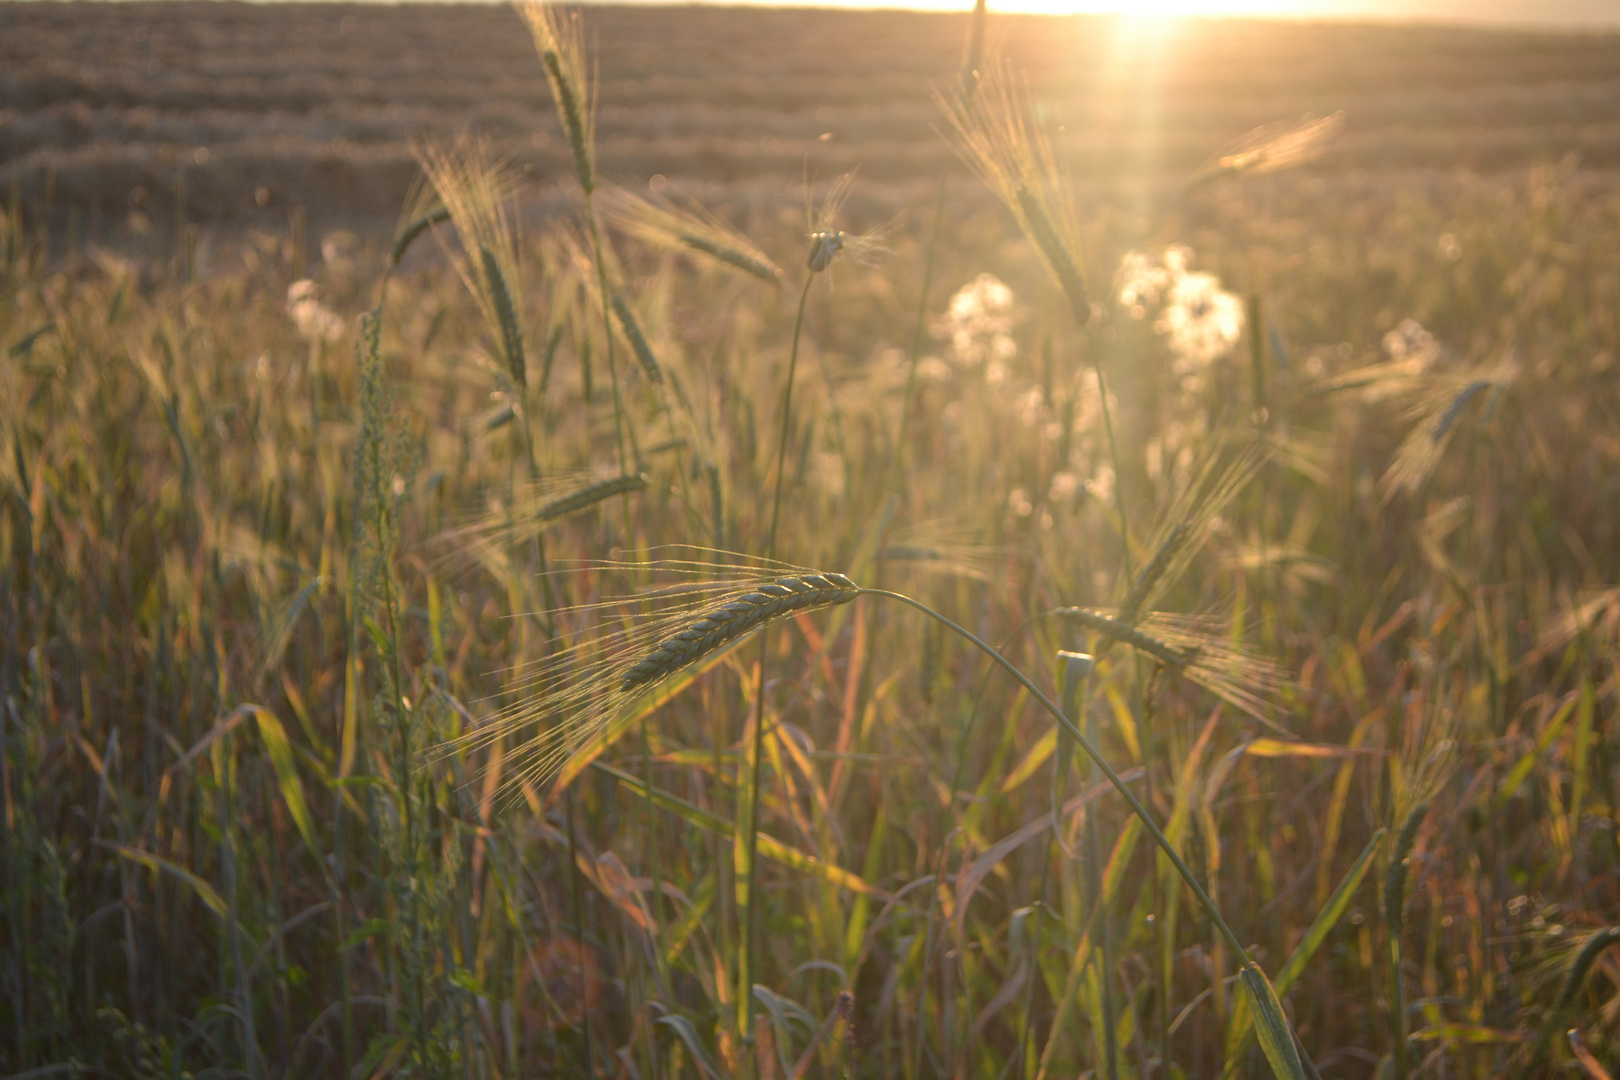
[3, 3, 1620, 1079]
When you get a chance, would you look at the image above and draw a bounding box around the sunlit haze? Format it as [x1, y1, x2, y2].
[621, 0, 1620, 28]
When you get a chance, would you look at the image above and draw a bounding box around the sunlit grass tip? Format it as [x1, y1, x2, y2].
[603, 185, 783, 285]
[519, 2, 596, 195]
[1059, 608, 1291, 730]
[414, 137, 529, 387]
[805, 171, 890, 273]
[940, 63, 1089, 326]
[1188, 111, 1345, 189]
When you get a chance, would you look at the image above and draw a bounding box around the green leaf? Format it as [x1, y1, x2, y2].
[106, 843, 228, 921]
[656, 1014, 722, 1080]
[341, 917, 392, 950]
[1496, 694, 1577, 809]
[1241, 963, 1308, 1080]
[591, 761, 888, 898]
[1223, 829, 1384, 1079]
[249, 706, 321, 864]
[753, 985, 814, 1079]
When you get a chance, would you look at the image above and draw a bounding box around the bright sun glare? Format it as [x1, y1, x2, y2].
[903, 0, 1312, 15]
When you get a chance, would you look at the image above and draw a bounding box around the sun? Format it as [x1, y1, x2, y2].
[983, 0, 1312, 14]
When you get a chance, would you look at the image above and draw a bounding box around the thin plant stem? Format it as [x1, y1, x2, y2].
[566, 787, 596, 1076]
[767, 277, 815, 553]
[861, 589, 1251, 963]
[739, 273, 816, 1050]
[583, 196, 637, 549]
[890, 170, 950, 493]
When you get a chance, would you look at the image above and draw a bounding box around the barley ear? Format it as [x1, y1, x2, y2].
[537, 474, 648, 523]
[481, 246, 526, 387]
[1385, 801, 1428, 927]
[545, 49, 594, 194]
[678, 231, 782, 285]
[1016, 185, 1089, 326]
[620, 573, 859, 691]
[610, 293, 663, 384]
[391, 207, 450, 268]
[1559, 928, 1620, 1011]
[1060, 608, 1198, 669]
[1120, 522, 1194, 627]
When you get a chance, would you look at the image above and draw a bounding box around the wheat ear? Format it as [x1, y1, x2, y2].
[620, 573, 858, 690]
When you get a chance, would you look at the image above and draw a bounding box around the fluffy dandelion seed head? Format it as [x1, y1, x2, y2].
[286, 279, 345, 343]
[1159, 271, 1245, 371]
[1116, 250, 1177, 318]
[938, 273, 1018, 373]
[1118, 246, 1245, 372]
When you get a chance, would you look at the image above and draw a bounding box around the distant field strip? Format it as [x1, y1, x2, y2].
[4, 3, 1620, 231]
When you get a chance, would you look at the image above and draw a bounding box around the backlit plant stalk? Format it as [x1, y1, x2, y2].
[598, 571, 1316, 1080]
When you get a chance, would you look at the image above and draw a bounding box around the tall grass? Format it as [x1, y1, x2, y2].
[3, 5, 1620, 1080]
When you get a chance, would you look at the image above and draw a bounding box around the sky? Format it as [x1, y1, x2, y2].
[601, 0, 1620, 28]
